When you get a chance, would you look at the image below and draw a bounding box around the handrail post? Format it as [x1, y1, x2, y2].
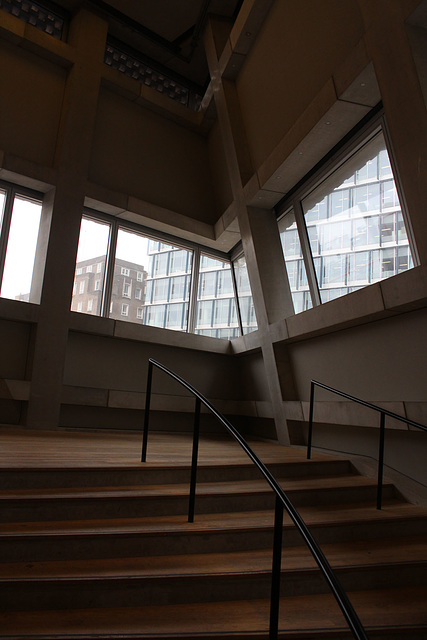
[377, 412, 386, 510]
[188, 396, 201, 523]
[141, 360, 153, 462]
[307, 381, 315, 459]
[269, 495, 284, 640]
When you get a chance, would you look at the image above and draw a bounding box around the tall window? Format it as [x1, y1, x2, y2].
[71, 217, 110, 315]
[232, 254, 258, 334]
[195, 255, 239, 339]
[278, 128, 414, 312]
[0, 189, 44, 303]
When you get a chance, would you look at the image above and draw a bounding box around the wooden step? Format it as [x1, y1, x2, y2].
[0, 536, 425, 611]
[0, 474, 395, 521]
[0, 500, 425, 562]
[0, 458, 354, 489]
[0, 586, 425, 638]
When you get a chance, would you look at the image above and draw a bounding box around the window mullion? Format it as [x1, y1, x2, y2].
[293, 198, 321, 307]
[231, 258, 244, 336]
[101, 219, 118, 317]
[187, 247, 200, 333]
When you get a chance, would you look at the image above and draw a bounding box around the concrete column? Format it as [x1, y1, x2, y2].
[204, 16, 295, 443]
[358, 0, 427, 266]
[26, 9, 108, 428]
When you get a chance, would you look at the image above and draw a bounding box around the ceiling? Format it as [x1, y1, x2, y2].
[53, 0, 243, 89]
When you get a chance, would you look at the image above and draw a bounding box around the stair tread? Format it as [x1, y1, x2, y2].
[0, 587, 425, 636]
[0, 474, 380, 501]
[0, 499, 425, 536]
[0, 535, 426, 580]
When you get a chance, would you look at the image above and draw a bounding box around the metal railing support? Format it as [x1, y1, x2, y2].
[269, 495, 284, 639]
[307, 380, 315, 460]
[189, 396, 201, 523]
[377, 412, 385, 510]
[141, 360, 153, 462]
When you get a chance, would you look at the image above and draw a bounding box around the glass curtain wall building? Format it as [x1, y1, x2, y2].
[278, 130, 414, 313]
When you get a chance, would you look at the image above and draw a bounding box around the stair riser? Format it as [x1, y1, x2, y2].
[0, 485, 395, 522]
[1, 517, 426, 562]
[0, 460, 352, 489]
[1, 563, 426, 611]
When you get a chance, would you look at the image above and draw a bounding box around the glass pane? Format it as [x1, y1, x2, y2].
[278, 211, 313, 314]
[72, 217, 110, 315]
[233, 255, 258, 334]
[195, 254, 239, 338]
[1, 196, 42, 302]
[143, 238, 192, 331]
[302, 131, 414, 303]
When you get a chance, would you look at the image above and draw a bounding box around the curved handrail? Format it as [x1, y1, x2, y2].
[307, 380, 427, 510]
[141, 359, 369, 640]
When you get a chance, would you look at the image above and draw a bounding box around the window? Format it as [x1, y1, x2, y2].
[71, 213, 255, 338]
[77, 301, 82, 312]
[233, 255, 258, 334]
[71, 217, 110, 315]
[79, 281, 85, 294]
[86, 265, 92, 273]
[278, 127, 414, 312]
[0, 193, 44, 303]
[195, 255, 238, 336]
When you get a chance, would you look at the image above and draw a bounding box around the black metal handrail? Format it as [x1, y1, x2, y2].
[141, 359, 369, 640]
[307, 380, 427, 510]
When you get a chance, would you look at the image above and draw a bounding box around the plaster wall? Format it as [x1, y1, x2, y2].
[235, 0, 364, 172]
[0, 39, 66, 167]
[89, 88, 218, 223]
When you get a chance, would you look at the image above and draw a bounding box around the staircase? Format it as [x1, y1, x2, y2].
[0, 430, 426, 639]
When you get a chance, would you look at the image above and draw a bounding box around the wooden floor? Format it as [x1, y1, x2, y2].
[0, 426, 314, 468]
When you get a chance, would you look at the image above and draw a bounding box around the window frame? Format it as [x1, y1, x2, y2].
[77, 208, 245, 337]
[276, 113, 418, 312]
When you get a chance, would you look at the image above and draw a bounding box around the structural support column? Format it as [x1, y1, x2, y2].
[204, 16, 295, 444]
[26, 9, 108, 428]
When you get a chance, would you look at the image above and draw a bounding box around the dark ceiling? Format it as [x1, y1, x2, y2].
[53, 0, 243, 89]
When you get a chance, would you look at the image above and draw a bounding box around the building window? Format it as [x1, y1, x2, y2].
[278, 127, 415, 312]
[71, 213, 255, 339]
[77, 301, 83, 312]
[71, 217, 110, 315]
[87, 299, 93, 312]
[0, 189, 45, 304]
[79, 281, 85, 294]
[86, 265, 92, 273]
